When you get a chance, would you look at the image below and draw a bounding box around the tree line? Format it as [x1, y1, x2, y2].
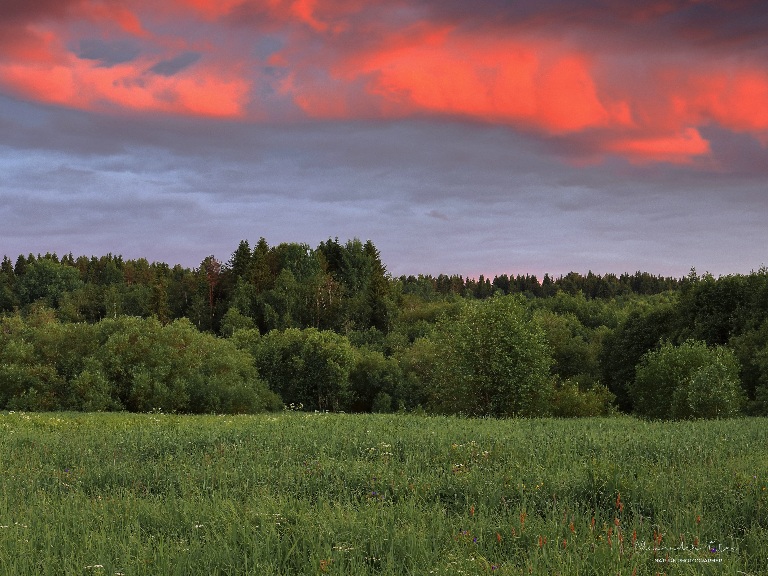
[1, 239, 766, 418]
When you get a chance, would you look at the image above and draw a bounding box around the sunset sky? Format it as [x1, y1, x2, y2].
[1, 0, 767, 278]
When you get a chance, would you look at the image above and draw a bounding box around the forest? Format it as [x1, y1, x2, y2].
[1, 238, 767, 418]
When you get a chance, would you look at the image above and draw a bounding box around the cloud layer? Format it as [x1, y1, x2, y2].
[1, 0, 767, 163]
[1, 1, 767, 277]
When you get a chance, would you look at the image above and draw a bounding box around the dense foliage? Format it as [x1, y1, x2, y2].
[0, 311, 280, 414]
[2, 241, 768, 418]
[632, 340, 744, 419]
[424, 297, 553, 417]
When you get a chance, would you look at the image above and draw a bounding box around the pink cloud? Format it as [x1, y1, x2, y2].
[607, 127, 712, 164]
[280, 25, 625, 133]
[0, 51, 250, 118]
[1, 0, 766, 164]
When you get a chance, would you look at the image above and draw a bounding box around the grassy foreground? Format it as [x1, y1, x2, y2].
[1, 412, 766, 575]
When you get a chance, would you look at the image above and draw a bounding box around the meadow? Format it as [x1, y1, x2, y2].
[1, 411, 766, 575]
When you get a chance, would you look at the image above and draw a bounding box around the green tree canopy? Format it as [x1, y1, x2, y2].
[425, 296, 553, 417]
[632, 340, 744, 420]
[253, 328, 356, 411]
[17, 258, 82, 307]
[0, 313, 279, 414]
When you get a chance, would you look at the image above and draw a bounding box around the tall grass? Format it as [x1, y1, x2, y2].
[1, 411, 766, 574]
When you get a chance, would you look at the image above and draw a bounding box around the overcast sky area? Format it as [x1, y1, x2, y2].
[1, 0, 767, 279]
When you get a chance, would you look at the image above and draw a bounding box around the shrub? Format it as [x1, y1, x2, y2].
[550, 380, 615, 417]
[348, 349, 402, 412]
[0, 313, 279, 414]
[253, 328, 355, 411]
[632, 340, 744, 419]
[371, 391, 394, 413]
[426, 296, 553, 417]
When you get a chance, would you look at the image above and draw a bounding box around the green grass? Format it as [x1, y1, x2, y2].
[1, 411, 766, 575]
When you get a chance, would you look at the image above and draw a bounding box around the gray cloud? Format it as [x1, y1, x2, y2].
[148, 52, 202, 76]
[76, 38, 141, 67]
[2, 94, 767, 277]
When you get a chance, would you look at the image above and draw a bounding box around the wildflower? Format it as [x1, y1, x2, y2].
[653, 530, 663, 547]
[568, 521, 575, 534]
[496, 532, 502, 543]
[470, 505, 475, 517]
[455, 529, 476, 544]
[538, 535, 546, 548]
[562, 539, 567, 549]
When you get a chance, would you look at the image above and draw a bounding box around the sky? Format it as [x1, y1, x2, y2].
[1, 0, 767, 279]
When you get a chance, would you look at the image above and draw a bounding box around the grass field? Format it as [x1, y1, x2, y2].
[1, 411, 766, 575]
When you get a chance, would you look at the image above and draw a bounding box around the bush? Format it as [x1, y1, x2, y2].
[371, 391, 394, 413]
[425, 296, 553, 417]
[67, 359, 118, 412]
[0, 313, 279, 414]
[97, 317, 279, 414]
[348, 349, 403, 412]
[253, 328, 356, 411]
[550, 380, 615, 417]
[730, 320, 768, 414]
[632, 340, 744, 419]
